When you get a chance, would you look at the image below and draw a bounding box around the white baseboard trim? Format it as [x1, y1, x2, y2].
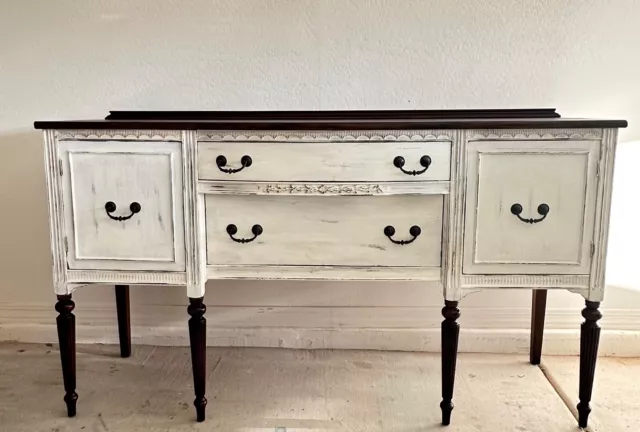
[2, 323, 639, 356]
[1, 303, 639, 356]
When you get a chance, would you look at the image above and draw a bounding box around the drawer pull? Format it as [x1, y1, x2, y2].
[216, 155, 252, 174]
[384, 225, 421, 245]
[104, 201, 141, 221]
[510, 203, 550, 224]
[393, 155, 432, 176]
[226, 224, 263, 243]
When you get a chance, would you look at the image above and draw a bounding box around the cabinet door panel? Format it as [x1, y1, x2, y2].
[60, 140, 185, 271]
[463, 140, 599, 275]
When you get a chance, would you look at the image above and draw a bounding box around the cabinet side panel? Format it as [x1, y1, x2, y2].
[589, 128, 618, 301]
[182, 131, 200, 294]
[442, 130, 464, 301]
[43, 130, 68, 294]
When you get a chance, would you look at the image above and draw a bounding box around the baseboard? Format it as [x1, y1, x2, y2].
[1, 302, 639, 356]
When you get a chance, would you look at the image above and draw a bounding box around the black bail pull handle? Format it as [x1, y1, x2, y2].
[226, 224, 263, 243]
[384, 225, 422, 245]
[393, 155, 432, 176]
[216, 155, 252, 174]
[510, 203, 550, 224]
[105, 201, 141, 221]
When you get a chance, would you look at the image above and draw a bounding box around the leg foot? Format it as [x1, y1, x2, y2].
[529, 289, 547, 365]
[115, 285, 131, 358]
[441, 300, 460, 426]
[188, 297, 207, 422]
[577, 301, 602, 428]
[55, 295, 77, 417]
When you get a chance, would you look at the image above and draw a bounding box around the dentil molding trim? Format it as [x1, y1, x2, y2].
[467, 129, 602, 140]
[56, 130, 182, 141]
[461, 274, 590, 289]
[197, 130, 454, 141]
[66, 270, 187, 285]
[53, 128, 602, 142]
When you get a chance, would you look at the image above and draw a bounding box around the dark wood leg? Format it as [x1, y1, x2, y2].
[441, 300, 460, 426]
[55, 294, 78, 417]
[577, 300, 602, 428]
[529, 289, 547, 365]
[188, 297, 207, 422]
[115, 285, 131, 358]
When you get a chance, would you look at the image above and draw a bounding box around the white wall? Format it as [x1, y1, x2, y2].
[1, 0, 640, 354]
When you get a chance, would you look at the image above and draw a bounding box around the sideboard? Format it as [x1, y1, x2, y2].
[35, 109, 627, 428]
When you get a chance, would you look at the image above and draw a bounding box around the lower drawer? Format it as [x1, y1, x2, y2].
[205, 195, 443, 267]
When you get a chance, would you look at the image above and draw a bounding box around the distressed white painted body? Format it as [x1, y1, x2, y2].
[43, 128, 618, 302]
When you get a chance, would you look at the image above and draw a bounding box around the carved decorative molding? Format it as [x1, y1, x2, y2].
[264, 183, 383, 195]
[66, 270, 187, 285]
[197, 181, 450, 196]
[198, 130, 453, 142]
[56, 130, 182, 141]
[461, 274, 590, 288]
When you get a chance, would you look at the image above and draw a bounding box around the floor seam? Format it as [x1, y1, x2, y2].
[140, 345, 157, 368]
[538, 360, 593, 432]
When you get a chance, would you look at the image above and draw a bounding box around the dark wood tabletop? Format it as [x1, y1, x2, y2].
[34, 109, 628, 130]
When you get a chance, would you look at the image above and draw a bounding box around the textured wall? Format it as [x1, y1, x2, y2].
[1, 0, 639, 348]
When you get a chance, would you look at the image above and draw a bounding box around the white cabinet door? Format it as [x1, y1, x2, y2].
[59, 141, 185, 271]
[463, 140, 600, 275]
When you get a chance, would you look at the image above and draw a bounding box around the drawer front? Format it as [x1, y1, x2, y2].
[463, 140, 600, 275]
[206, 195, 443, 267]
[59, 141, 185, 271]
[198, 141, 451, 181]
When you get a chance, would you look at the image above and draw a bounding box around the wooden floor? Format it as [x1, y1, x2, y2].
[0, 343, 636, 431]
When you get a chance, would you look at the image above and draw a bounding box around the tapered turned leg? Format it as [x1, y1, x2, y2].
[55, 294, 78, 417]
[441, 300, 460, 426]
[577, 301, 602, 428]
[529, 289, 547, 365]
[115, 285, 131, 358]
[188, 297, 207, 422]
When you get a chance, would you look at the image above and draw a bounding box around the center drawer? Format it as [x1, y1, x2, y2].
[205, 195, 443, 267]
[198, 141, 451, 182]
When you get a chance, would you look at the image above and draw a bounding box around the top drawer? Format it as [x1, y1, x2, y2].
[198, 140, 451, 181]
